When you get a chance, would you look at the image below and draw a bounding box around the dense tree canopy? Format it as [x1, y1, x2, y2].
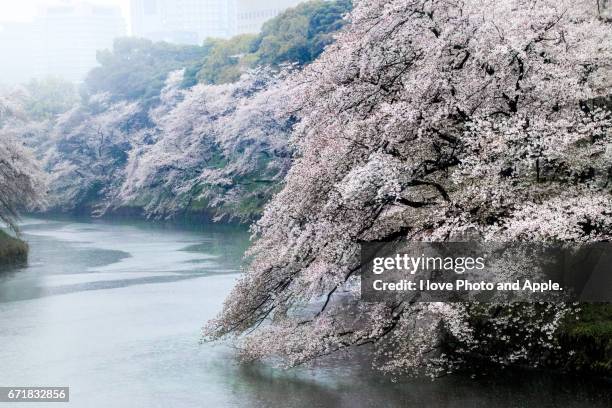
[206, 0, 612, 375]
[23, 77, 80, 120]
[33, 68, 293, 222]
[83, 0, 351, 101]
[15, 0, 351, 221]
[84, 38, 211, 105]
[255, 0, 352, 66]
[196, 0, 352, 84]
[39, 94, 144, 214]
[196, 35, 259, 85]
[117, 68, 294, 221]
[2, 0, 611, 378]
[0, 93, 47, 232]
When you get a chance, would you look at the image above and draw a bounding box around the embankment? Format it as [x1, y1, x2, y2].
[0, 230, 28, 266]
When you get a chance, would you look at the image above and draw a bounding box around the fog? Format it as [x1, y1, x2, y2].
[0, 0, 301, 85]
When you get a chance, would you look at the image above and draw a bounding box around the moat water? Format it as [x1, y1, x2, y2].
[0, 217, 610, 407]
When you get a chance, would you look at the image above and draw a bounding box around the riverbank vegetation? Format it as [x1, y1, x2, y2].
[204, 0, 612, 377]
[0, 230, 28, 265]
[0, 0, 611, 379]
[0, 0, 350, 223]
[558, 305, 612, 375]
[0, 91, 47, 233]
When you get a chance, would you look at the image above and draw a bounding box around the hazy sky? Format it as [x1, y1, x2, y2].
[0, 0, 130, 23]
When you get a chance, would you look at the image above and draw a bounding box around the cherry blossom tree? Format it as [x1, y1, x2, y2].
[40, 93, 145, 214]
[0, 94, 47, 232]
[117, 68, 294, 221]
[32, 67, 293, 222]
[205, 0, 612, 374]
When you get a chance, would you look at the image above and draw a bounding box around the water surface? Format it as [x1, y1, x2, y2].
[0, 217, 610, 407]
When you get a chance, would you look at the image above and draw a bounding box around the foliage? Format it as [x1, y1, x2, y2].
[0, 93, 47, 232]
[38, 93, 145, 214]
[20, 2, 351, 220]
[196, 35, 259, 85]
[77, 1, 351, 101]
[566, 305, 612, 340]
[35, 69, 294, 222]
[0, 230, 28, 265]
[205, 0, 612, 375]
[23, 77, 80, 120]
[84, 37, 210, 105]
[83, 0, 351, 99]
[196, 0, 352, 84]
[555, 304, 612, 375]
[117, 68, 293, 222]
[255, 0, 352, 66]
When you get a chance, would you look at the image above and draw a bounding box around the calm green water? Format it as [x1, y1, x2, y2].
[0, 217, 610, 407]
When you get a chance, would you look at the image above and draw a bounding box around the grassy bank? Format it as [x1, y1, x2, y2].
[558, 305, 612, 376]
[0, 230, 28, 266]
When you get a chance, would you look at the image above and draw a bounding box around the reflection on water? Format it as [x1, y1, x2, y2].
[0, 217, 610, 407]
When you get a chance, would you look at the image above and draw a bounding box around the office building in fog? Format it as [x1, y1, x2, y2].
[0, 2, 125, 84]
[130, 0, 237, 44]
[38, 3, 125, 82]
[0, 22, 44, 84]
[235, 0, 302, 34]
[130, 0, 304, 43]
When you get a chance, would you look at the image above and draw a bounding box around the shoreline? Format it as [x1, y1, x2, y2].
[0, 230, 28, 266]
[11, 215, 612, 381]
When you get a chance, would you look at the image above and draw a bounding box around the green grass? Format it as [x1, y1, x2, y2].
[0, 230, 28, 265]
[558, 304, 612, 375]
[566, 304, 612, 339]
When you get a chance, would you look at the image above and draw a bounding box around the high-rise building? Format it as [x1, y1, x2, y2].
[130, 0, 304, 43]
[235, 0, 302, 35]
[0, 2, 125, 84]
[37, 3, 126, 82]
[130, 0, 237, 44]
[0, 22, 44, 84]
